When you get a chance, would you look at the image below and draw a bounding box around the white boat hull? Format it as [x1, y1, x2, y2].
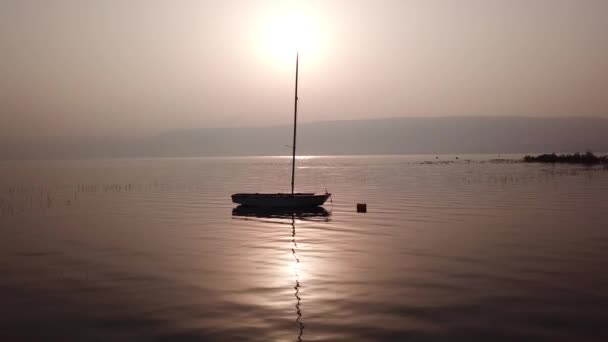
[231, 193, 330, 208]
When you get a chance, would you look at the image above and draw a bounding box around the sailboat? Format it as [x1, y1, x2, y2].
[231, 52, 331, 208]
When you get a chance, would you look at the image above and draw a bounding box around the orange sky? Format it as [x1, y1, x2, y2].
[1, 0, 607, 138]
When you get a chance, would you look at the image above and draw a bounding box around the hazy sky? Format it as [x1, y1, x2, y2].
[1, 0, 607, 138]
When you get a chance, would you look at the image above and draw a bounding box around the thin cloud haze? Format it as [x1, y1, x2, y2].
[1, 0, 607, 140]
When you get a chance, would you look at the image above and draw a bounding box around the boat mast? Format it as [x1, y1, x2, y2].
[291, 51, 299, 195]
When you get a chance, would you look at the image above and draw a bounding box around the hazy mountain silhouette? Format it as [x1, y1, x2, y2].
[2, 117, 607, 160]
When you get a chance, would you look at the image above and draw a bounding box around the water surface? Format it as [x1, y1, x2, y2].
[1, 155, 608, 341]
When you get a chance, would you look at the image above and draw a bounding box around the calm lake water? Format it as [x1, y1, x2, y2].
[1, 155, 608, 341]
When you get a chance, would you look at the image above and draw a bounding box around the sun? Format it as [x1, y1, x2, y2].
[263, 12, 316, 62]
[255, 6, 323, 67]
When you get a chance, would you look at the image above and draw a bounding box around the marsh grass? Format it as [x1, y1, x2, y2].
[524, 152, 608, 165]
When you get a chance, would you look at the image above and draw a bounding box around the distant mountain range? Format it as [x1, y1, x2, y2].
[2, 117, 607, 160]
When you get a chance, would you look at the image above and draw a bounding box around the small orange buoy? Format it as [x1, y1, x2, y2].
[357, 203, 367, 213]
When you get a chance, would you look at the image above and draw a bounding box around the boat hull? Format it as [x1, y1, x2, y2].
[231, 193, 330, 208]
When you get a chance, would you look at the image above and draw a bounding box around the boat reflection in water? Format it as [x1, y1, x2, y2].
[232, 206, 331, 222]
[232, 206, 331, 341]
